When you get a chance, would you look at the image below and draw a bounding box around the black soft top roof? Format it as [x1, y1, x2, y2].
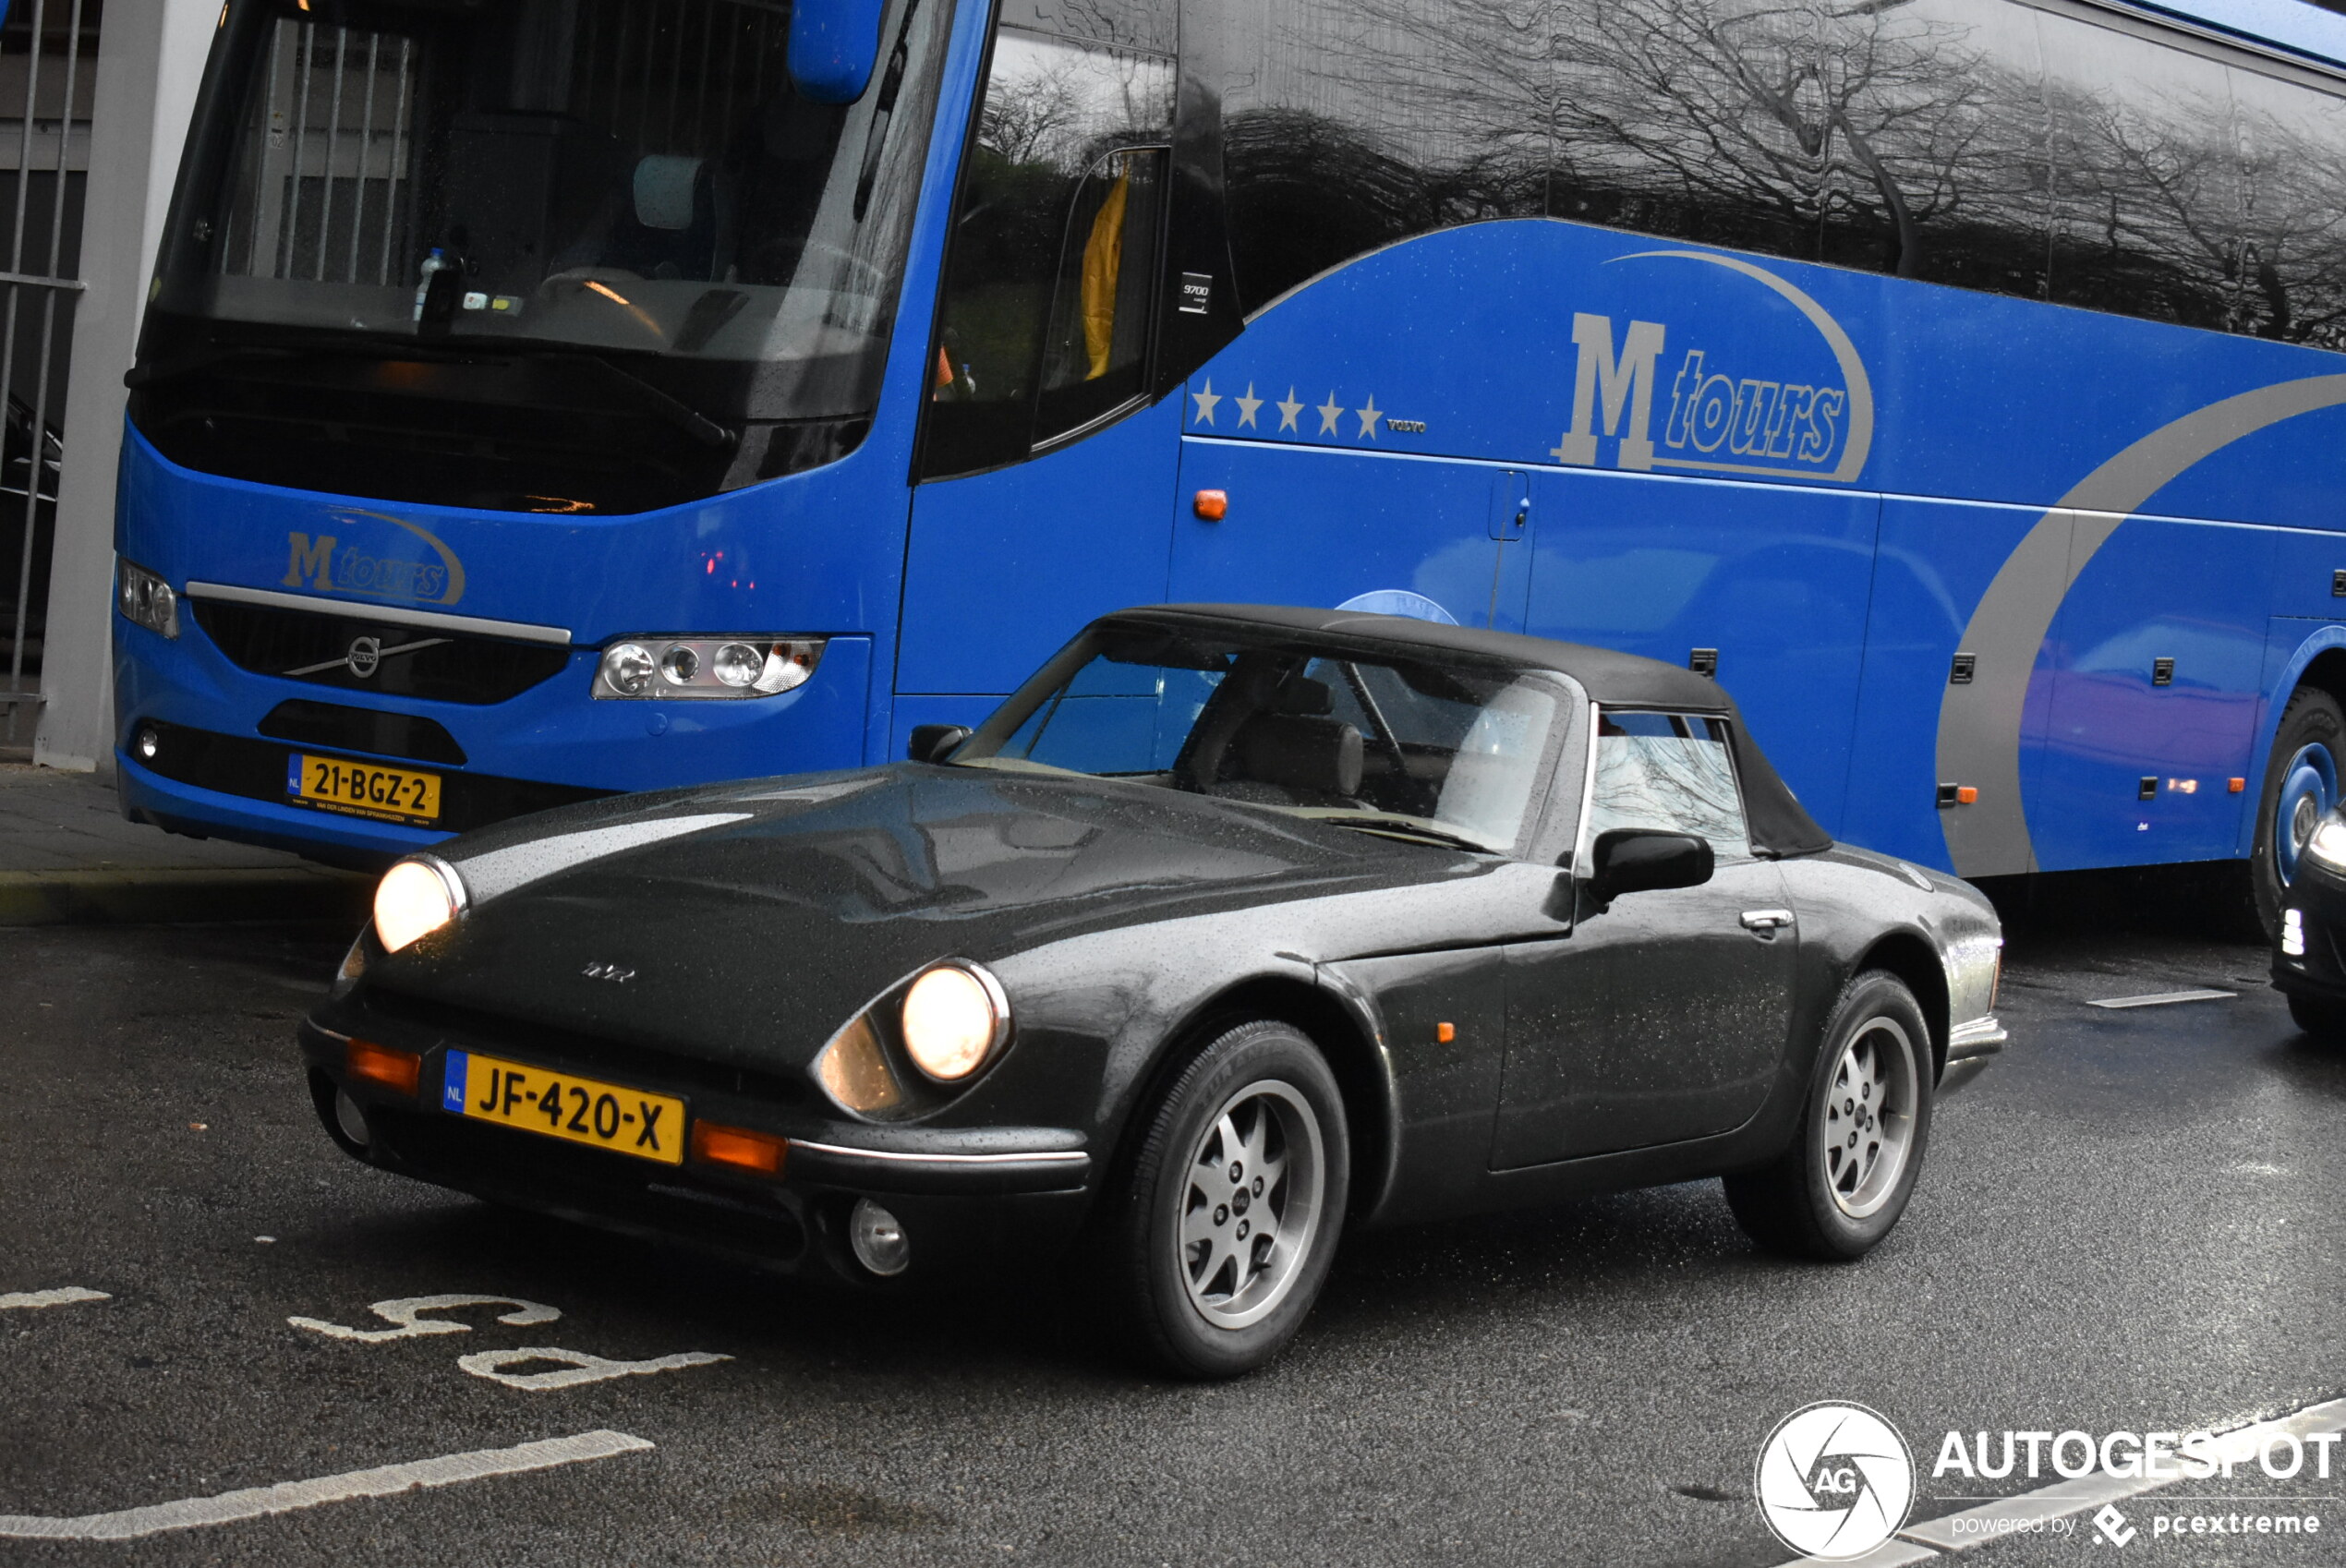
[1108, 604, 1834, 857]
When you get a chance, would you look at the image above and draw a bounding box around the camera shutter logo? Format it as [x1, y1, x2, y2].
[1754, 1402, 1915, 1560]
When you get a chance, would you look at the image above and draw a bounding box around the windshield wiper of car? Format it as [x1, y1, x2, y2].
[531, 353, 735, 451]
[1308, 812, 1498, 853]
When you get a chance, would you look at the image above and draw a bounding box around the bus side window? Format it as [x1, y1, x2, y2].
[920, 31, 1174, 479]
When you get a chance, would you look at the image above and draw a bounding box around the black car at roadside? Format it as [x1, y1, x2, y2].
[302, 604, 2007, 1376]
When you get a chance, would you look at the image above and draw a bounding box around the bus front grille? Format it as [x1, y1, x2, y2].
[192, 597, 574, 706]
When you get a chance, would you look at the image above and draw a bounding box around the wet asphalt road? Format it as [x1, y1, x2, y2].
[1, 912, 2341, 1568]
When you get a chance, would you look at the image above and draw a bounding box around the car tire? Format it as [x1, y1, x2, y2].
[1099, 1019, 1349, 1379]
[2286, 992, 2346, 1043]
[2251, 688, 2346, 941]
[1724, 972, 1934, 1261]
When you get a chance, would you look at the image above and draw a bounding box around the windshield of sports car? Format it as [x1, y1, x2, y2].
[153, 0, 950, 419]
[952, 625, 1575, 854]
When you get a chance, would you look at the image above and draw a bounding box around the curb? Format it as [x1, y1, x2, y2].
[0, 867, 372, 927]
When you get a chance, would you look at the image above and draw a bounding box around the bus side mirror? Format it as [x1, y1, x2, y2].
[788, 0, 888, 104]
[1588, 829, 1712, 903]
[908, 724, 971, 765]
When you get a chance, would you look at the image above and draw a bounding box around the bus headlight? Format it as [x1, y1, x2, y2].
[2307, 814, 2346, 871]
[374, 855, 466, 952]
[116, 558, 179, 639]
[594, 637, 824, 699]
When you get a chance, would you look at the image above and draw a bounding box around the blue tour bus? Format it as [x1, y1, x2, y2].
[113, 0, 2346, 928]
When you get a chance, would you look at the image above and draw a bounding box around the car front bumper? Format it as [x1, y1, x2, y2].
[299, 1015, 1095, 1286]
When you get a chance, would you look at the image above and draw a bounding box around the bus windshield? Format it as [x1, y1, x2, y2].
[153, 0, 950, 422]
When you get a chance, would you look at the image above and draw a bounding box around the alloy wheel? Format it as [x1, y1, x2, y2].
[1175, 1080, 1325, 1331]
[1820, 1018, 1919, 1221]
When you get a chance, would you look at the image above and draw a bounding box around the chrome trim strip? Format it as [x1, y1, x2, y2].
[787, 1140, 1087, 1167]
[1947, 1017, 2009, 1059]
[184, 582, 573, 646]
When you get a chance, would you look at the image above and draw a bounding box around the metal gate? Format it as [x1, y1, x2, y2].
[0, 0, 88, 747]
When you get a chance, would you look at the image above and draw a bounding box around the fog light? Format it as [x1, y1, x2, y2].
[660, 643, 700, 684]
[712, 641, 762, 687]
[2284, 908, 2306, 958]
[333, 1089, 371, 1148]
[849, 1198, 909, 1276]
[135, 725, 161, 762]
[600, 643, 655, 696]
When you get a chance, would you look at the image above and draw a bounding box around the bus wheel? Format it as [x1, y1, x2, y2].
[2252, 688, 2346, 939]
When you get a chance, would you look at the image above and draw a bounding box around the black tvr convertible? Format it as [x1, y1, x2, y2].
[304, 605, 2006, 1376]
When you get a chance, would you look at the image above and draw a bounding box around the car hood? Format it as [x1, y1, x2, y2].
[361, 765, 1460, 1070]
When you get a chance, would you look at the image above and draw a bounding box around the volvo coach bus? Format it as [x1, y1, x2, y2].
[112, 0, 2346, 927]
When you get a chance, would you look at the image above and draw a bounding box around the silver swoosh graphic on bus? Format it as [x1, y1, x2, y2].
[1936, 373, 2346, 876]
[1616, 249, 1876, 483]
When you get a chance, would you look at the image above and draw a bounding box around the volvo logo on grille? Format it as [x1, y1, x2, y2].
[345, 636, 382, 678]
[582, 961, 636, 984]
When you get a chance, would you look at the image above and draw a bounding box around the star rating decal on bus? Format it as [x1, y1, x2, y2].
[1189, 378, 1408, 442]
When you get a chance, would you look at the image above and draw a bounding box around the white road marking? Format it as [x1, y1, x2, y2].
[0, 1429, 652, 1541]
[1769, 1395, 2346, 1564]
[2085, 988, 2235, 1009]
[457, 1345, 731, 1391]
[0, 1287, 108, 1311]
[288, 1294, 559, 1343]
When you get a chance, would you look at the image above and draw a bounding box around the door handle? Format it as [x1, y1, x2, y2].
[1739, 909, 1795, 933]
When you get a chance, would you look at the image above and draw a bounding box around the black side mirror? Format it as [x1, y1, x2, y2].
[1589, 828, 1713, 902]
[908, 724, 972, 765]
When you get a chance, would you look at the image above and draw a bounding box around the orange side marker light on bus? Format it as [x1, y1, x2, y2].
[345, 1039, 421, 1096]
[1435, 1022, 1456, 1043]
[1956, 786, 1977, 804]
[692, 1121, 787, 1176]
[1193, 489, 1228, 522]
[2231, 778, 2247, 793]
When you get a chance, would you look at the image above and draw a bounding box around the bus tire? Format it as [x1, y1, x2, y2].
[2252, 688, 2346, 940]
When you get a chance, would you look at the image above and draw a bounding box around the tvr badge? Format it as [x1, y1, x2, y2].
[582, 961, 636, 984]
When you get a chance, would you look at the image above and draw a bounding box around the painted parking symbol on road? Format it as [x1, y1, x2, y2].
[287, 1294, 560, 1343]
[0, 1287, 108, 1311]
[457, 1345, 732, 1391]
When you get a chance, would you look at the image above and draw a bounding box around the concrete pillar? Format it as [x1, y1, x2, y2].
[33, 0, 213, 772]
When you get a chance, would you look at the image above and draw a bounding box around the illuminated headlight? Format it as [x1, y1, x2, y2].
[594, 637, 824, 699]
[2307, 814, 2346, 871]
[373, 855, 466, 952]
[901, 962, 1010, 1081]
[116, 558, 178, 638]
[2283, 908, 2307, 959]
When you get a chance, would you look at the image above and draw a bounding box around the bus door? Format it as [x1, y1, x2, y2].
[1518, 466, 1880, 836]
[1167, 449, 1534, 633]
[898, 6, 1183, 745]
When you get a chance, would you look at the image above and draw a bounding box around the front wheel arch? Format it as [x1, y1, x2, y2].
[1844, 931, 1949, 1083]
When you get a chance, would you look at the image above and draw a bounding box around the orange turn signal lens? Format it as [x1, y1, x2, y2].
[691, 1121, 787, 1176]
[345, 1039, 421, 1096]
[1192, 488, 1228, 521]
[2231, 777, 2247, 793]
[1435, 1021, 1456, 1043]
[1955, 786, 1978, 804]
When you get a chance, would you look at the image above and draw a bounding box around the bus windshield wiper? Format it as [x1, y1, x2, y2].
[531, 353, 735, 451]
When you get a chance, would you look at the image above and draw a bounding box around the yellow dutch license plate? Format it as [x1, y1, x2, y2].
[286, 753, 441, 824]
[442, 1050, 686, 1165]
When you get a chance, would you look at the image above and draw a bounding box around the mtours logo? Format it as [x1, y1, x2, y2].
[1754, 1402, 1916, 1561]
[1551, 250, 1875, 485]
[282, 509, 466, 607]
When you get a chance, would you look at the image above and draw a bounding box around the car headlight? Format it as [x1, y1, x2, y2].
[373, 855, 466, 952]
[116, 558, 178, 639]
[901, 963, 1010, 1080]
[2309, 814, 2346, 871]
[595, 637, 825, 699]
